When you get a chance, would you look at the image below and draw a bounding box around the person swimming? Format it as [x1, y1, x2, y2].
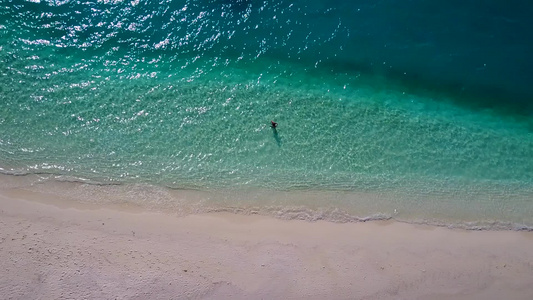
[270, 120, 278, 128]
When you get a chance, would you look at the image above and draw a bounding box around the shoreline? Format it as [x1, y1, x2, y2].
[1, 173, 532, 232]
[2, 183, 533, 299]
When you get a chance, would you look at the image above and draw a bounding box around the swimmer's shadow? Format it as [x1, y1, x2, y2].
[272, 127, 281, 147]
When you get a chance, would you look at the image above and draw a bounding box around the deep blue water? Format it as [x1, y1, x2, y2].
[2, 0, 533, 110]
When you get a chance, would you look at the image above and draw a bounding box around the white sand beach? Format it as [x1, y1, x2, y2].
[1, 184, 533, 300]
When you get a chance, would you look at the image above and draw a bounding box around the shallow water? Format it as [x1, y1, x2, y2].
[1, 0, 532, 228]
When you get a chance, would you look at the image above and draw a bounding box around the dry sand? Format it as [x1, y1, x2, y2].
[1, 186, 533, 300]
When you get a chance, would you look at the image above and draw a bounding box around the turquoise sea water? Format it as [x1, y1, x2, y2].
[1, 0, 532, 228]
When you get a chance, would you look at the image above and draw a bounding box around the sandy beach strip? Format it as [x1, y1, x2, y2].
[1, 186, 533, 300]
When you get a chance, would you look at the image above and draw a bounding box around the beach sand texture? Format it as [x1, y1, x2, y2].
[1, 185, 533, 300]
